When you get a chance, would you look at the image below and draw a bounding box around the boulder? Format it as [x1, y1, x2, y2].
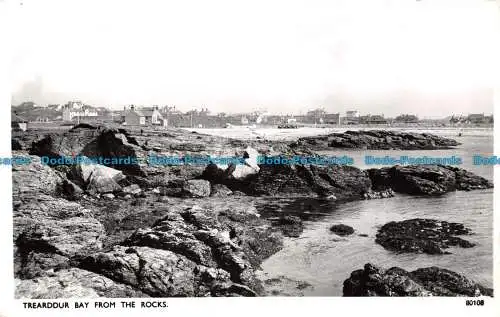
[182, 179, 211, 198]
[375, 218, 475, 254]
[247, 164, 372, 199]
[293, 130, 460, 151]
[367, 165, 492, 196]
[343, 263, 493, 296]
[231, 147, 260, 179]
[12, 156, 62, 196]
[330, 224, 355, 236]
[69, 160, 125, 194]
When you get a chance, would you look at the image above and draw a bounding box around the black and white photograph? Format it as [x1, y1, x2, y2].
[2, 0, 499, 316]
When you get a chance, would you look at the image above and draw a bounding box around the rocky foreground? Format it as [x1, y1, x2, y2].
[291, 130, 461, 151]
[12, 125, 493, 298]
[344, 263, 493, 296]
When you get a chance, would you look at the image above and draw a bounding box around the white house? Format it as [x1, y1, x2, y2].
[62, 101, 98, 121]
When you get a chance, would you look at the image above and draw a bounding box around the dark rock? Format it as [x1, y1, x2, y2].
[367, 165, 492, 195]
[293, 130, 460, 151]
[343, 263, 492, 296]
[206, 163, 373, 200]
[330, 224, 355, 236]
[375, 218, 475, 254]
[12, 138, 24, 150]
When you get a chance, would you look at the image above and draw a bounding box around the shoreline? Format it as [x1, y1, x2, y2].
[11, 124, 494, 297]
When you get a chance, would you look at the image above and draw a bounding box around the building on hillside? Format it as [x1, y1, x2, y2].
[359, 114, 388, 124]
[466, 113, 491, 124]
[62, 101, 98, 121]
[122, 105, 167, 126]
[394, 114, 419, 123]
[345, 110, 360, 124]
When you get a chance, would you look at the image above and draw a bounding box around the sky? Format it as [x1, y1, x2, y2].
[9, 0, 499, 117]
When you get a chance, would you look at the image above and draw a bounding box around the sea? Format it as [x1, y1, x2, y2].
[188, 127, 494, 296]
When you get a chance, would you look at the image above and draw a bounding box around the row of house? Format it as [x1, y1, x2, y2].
[450, 113, 493, 125]
[121, 105, 168, 126]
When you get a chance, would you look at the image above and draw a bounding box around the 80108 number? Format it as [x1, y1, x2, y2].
[465, 299, 485, 306]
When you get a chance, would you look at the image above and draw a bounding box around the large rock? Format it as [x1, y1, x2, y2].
[77, 246, 255, 297]
[29, 126, 144, 177]
[375, 218, 475, 254]
[330, 224, 355, 236]
[246, 164, 372, 199]
[293, 130, 460, 151]
[12, 156, 62, 196]
[231, 147, 260, 179]
[182, 179, 211, 198]
[367, 165, 492, 195]
[15, 268, 148, 298]
[69, 160, 125, 194]
[14, 195, 105, 258]
[99, 200, 282, 295]
[343, 263, 493, 296]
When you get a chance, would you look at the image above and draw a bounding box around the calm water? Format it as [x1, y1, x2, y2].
[257, 129, 493, 296]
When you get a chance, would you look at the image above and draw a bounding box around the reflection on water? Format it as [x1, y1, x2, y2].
[258, 190, 493, 296]
[257, 131, 493, 296]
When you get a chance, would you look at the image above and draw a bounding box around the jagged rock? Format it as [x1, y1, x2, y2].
[77, 245, 253, 297]
[77, 246, 200, 297]
[444, 166, 494, 191]
[14, 251, 71, 279]
[367, 165, 492, 195]
[69, 160, 125, 194]
[204, 163, 372, 199]
[343, 263, 493, 296]
[14, 195, 105, 272]
[293, 130, 460, 151]
[123, 212, 218, 267]
[375, 218, 475, 254]
[12, 156, 62, 195]
[330, 224, 355, 236]
[15, 268, 148, 298]
[182, 179, 211, 197]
